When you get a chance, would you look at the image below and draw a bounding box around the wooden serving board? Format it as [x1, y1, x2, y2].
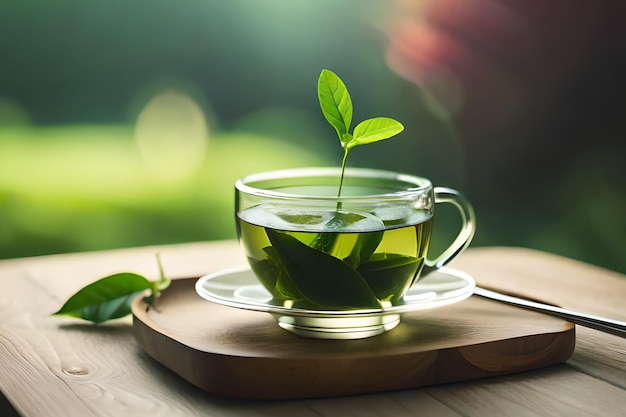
[132, 276, 575, 400]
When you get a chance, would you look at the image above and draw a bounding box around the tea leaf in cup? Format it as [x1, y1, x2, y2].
[343, 230, 384, 269]
[250, 246, 310, 301]
[358, 253, 422, 303]
[309, 211, 366, 253]
[266, 229, 382, 310]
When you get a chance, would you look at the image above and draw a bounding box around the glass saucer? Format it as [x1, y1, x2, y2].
[195, 266, 475, 340]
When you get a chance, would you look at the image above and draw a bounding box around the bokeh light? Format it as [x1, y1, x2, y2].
[135, 89, 209, 184]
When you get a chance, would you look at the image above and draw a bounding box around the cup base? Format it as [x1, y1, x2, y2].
[273, 313, 401, 339]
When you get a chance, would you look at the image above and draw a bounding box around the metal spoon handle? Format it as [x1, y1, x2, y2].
[474, 286, 626, 338]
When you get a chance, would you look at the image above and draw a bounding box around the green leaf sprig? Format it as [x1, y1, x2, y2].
[52, 254, 170, 323]
[317, 69, 404, 196]
[244, 70, 413, 310]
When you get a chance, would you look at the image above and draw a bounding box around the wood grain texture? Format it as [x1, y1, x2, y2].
[450, 246, 626, 393]
[131, 277, 575, 399]
[1, 242, 625, 416]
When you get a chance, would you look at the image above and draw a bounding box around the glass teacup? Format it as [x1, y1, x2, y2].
[235, 167, 475, 338]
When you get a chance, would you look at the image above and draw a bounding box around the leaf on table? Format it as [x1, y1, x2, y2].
[52, 272, 152, 323]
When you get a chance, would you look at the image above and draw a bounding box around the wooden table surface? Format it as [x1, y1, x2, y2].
[1, 241, 625, 416]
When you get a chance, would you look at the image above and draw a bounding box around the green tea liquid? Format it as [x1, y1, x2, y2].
[237, 205, 433, 310]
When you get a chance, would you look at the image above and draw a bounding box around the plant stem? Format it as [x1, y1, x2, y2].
[337, 148, 349, 198]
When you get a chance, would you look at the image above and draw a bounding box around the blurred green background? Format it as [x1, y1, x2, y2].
[1, 1, 624, 273]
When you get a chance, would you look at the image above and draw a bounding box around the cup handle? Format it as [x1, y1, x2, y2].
[422, 187, 476, 275]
